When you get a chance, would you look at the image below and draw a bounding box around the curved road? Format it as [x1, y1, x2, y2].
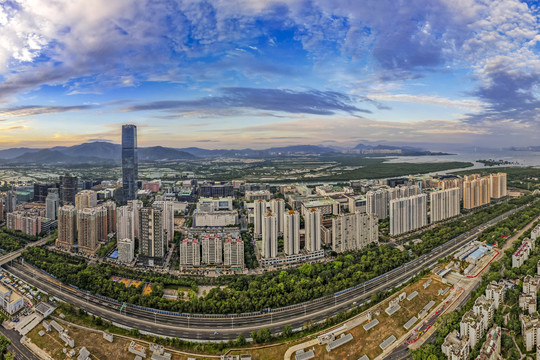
[4, 204, 526, 341]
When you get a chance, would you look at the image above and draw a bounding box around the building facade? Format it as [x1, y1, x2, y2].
[389, 193, 427, 236]
[122, 124, 138, 202]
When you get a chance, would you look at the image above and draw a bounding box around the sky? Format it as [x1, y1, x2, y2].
[0, 0, 539, 150]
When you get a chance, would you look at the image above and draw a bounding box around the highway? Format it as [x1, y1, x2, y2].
[3, 204, 526, 341]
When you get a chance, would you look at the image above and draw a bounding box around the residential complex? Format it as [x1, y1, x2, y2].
[332, 212, 378, 253]
[389, 194, 428, 236]
[430, 187, 460, 223]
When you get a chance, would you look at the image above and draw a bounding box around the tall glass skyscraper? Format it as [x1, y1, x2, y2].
[122, 124, 138, 202]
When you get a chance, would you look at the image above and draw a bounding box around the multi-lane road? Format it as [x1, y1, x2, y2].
[3, 204, 526, 341]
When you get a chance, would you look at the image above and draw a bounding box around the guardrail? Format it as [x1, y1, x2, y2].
[12, 202, 531, 320]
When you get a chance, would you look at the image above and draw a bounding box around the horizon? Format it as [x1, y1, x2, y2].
[1, 1, 539, 149]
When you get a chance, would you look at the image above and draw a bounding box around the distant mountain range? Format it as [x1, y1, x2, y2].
[0, 141, 447, 165]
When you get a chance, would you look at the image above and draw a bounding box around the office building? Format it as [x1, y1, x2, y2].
[253, 199, 266, 238]
[34, 183, 55, 202]
[490, 173, 507, 199]
[332, 212, 378, 252]
[45, 188, 59, 220]
[197, 197, 233, 212]
[245, 190, 272, 201]
[75, 190, 98, 211]
[305, 209, 321, 252]
[283, 210, 300, 255]
[139, 207, 165, 265]
[430, 188, 460, 223]
[122, 124, 138, 202]
[5, 190, 16, 213]
[78, 207, 100, 253]
[201, 234, 223, 265]
[270, 198, 285, 234]
[59, 174, 78, 205]
[57, 205, 77, 248]
[261, 213, 278, 259]
[389, 194, 427, 236]
[367, 189, 387, 218]
[180, 238, 201, 266]
[199, 181, 233, 198]
[193, 212, 238, 227]
[118, 238, 134, 264]
[224, 237, 244, 267]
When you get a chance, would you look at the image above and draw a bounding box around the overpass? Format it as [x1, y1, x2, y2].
[0, 237, 49, 266]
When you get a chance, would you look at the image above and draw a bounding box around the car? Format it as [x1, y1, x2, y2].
[214, 331, 219, 335]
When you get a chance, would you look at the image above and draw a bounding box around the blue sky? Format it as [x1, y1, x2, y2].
[0, 0, 539, 149]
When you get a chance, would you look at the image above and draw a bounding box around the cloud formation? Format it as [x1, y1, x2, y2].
[124, 87, 375, 115]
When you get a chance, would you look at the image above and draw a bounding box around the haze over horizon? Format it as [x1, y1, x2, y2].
[0, 0, 539, 149]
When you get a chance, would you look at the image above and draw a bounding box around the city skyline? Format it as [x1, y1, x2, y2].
[0, 0, 539, 149]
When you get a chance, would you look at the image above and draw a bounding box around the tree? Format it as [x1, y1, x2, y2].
[236, 334, 246, 346]
[282, 324, 292, 338]
[0, 335, 10, 357]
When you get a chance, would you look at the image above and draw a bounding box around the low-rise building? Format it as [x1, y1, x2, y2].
[0, 284, 24, 314]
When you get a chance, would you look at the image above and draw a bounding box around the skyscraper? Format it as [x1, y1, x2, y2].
[283, 210, 300, 255]
[75, 190, 97, 211]
[366, 189, 389, 220]
[270, 198, 285, 234]
[389, 193, 427, 236]
[45, 188, 59, 220]
[305, 209, 322, 252]
[261, 213, 277, 259]
[122, 124, 138, 202]
[139, 207, 165, 265]
[430, 188, 460, 223]
[332, 212, 378, 252]
[0, 194, 4, 223]
[253, 199, 266, 238]
[5, 190, 17, 213]
[59, 174, 78, 205]
[78, 207, 100, 253]
[57, 205, 77, 249]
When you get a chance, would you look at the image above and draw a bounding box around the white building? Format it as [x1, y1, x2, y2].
[0, 284, 24, 315]
[224, 237, 244, 267]
[430, 188, 460, 223]
[253, 200, 266, 239]
[389, 193, 427, 236]
[270, 198, 286, 234]
[366, 189, 389, 220]
[196, 197, 233, 212]
[332, 212, 378, 253]
[201, 233, 223, 265]
[283, 211, 300, 255]
[193, 211, 238, 227]
[261, 213, 278, 259]
[117, 238, 134, 264]
[442, 330, 470, 360]
[513, 238, 535, 268]
[305, 209, 322, 252]
[45, 189, 59, 220]
[180, 238, 201, 267]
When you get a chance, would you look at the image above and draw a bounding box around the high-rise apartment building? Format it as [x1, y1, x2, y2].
[139, 207, 165, 264]
[201, 233, 223, 265]
[270, 198, 285, 234]
[463, 175, 492, 210]
[45, 188, 59, 220]
[75, 190, 98, 211]
[490, 173, 507, 199]
[5, 190, 17, 213]
[305, 209, 321, 252]
[283, 210, 300, 255]
[122, 124, 138, 202]
[332, 212, 378, 252]
[261, 213, 278, 259]
[57, 205, 77, 248]
[153, 200, 174, 244]
[253, 199, 266, 238]
[430, 188, 460, 223]
[224, 237, 244, 267]
[117, 238, 134, 264]
[389, 193, 427, 236]
[180, 238, 201, 266]
[95, 206, 108, 241]
[0, 194, 4, 223]
[366, 189, 388, 219]
[104, 201, 117, 234]
[6, 211, 42, 236]
[59, 174, 78, 205]
[77, 207, 100, 253]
